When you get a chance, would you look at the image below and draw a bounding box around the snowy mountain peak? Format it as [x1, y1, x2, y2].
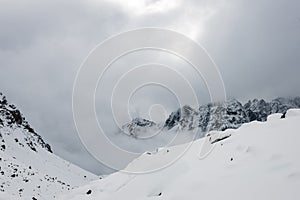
[0, 92, 96, 199]
[165, 97, 300, 133]
[122, 118, 160, 138]
[0, 92, 52, 153]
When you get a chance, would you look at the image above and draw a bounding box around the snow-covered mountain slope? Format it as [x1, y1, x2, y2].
[59, 109, 300, 200]
[0, 93, 97, 200]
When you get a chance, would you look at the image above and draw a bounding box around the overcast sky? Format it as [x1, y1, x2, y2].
[1, 0, 300, 174]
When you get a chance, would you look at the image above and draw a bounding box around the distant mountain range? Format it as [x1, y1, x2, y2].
[123, 97, 300, 137]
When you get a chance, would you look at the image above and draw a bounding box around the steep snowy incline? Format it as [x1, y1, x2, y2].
[60, 109, 300, 200]
[0, 93, 97, 200]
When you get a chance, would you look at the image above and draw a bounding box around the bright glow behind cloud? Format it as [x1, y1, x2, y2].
[107, 0, 181, 15]
[104, 0, 222, 40]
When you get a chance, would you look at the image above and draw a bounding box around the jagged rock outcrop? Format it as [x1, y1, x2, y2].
[244, 97, 300, 122]
[165, 105, 200, 131]
[0, 92, 52, 153]
[122, 118, 161, 137]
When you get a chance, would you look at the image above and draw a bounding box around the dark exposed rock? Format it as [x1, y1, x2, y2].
[86, 189, 92, 195]
[165, 105, 200, 131]
[0, 93, 52, 153]
[211, 134, 231, 144]
[45, 143, 52, 153]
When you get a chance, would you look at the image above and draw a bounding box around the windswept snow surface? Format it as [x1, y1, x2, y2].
[59, 109, 300, 200]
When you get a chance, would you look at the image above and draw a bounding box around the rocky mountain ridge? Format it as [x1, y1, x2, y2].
[0, 93, 52, 153]
[124, 97, 300, 136]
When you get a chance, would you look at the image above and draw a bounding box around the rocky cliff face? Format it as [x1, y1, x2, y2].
[0, 93, 52, 153]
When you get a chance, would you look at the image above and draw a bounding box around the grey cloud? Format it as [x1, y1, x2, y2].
[201, 0, 300, 102]
[0, 0, 299, 174]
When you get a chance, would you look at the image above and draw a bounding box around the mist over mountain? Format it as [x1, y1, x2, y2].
[124, 97, 300, 137]
[60, 109, 300, 200]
